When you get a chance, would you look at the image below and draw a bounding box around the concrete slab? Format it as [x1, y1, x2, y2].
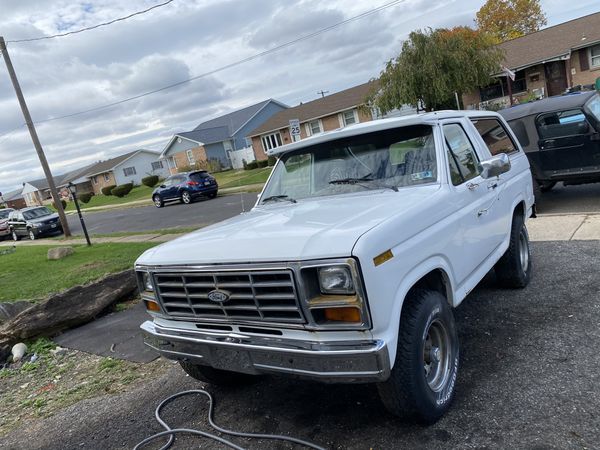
[572, 214, 600, 240]
[114, 234, 160, 242]
[527, 215, 586, 241]
[54, 301, 157, 363]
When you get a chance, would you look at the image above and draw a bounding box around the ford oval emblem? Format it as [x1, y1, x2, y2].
[207, 289, 230, 303]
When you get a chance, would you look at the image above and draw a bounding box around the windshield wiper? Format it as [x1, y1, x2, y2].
[329, 175, 398, 192]
[261, 194, 297, 204]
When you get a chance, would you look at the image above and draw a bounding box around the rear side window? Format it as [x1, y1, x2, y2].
[471, 118, 518, 155]
[535, 109, 590, 139]
[443, 124, 481, 186]
[189, 171, 209, 181]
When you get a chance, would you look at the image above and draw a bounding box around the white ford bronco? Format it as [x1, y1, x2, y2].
[137, 111, 534, 422]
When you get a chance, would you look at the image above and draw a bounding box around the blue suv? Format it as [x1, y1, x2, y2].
[152, 171, 218, 208]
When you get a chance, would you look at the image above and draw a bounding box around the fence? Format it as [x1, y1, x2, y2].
[228, 146, 256, 170]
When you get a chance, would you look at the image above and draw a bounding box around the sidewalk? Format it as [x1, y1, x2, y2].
[0, 233, 184, 247]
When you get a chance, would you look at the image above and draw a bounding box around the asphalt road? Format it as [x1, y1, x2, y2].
[536, 181, 600, 215]
[67, 193, 258, 235]
[2, 240, 599, 450]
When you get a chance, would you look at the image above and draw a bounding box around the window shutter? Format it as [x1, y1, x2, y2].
[579, 48, 589, 71]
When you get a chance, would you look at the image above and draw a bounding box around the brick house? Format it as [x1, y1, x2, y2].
[246, 82, 378, 160]
[463, 12, 600, 109]
[0, 188, 26, 209]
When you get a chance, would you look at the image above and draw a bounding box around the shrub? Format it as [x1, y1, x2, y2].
[257, 160, 269, 168]
[142, 175, 159, 187]
[245, 161, 258, 170]
[102, 185, 116, 196]
[78, 192, 93, 204]
[111, 183, 133, 198]
[267, 155, 277, 166]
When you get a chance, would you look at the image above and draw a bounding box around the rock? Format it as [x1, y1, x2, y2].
[11, 343, 27, 362]
[30, 353, 39, 363]
[50, 347, 68, 357]
[47, 247, 74, 260]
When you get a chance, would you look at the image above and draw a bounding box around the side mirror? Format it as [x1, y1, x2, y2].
[480, 153, 511, 179]
[159, 184, 166, 188]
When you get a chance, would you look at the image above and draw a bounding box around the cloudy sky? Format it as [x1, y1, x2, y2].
[0, 0, 597, 194]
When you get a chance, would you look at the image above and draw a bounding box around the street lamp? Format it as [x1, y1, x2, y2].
[67, 182, 91, 246]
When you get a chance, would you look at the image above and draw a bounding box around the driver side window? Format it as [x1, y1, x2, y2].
[443, 123, 481, 186]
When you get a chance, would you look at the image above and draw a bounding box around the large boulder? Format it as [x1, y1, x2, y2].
[0, 270, 137, 349]
[47, 247, 74, 260]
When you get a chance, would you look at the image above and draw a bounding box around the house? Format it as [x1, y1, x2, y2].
[85, 149, 168, 195]
[246, 81, 378, 160]
[160, 99, 288, 174]
[0, 188, 26, 209]
[21, 178, 53, 207]
[463, 12, 600, 109]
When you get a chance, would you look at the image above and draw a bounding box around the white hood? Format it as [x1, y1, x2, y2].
[136, 187, 440, 266]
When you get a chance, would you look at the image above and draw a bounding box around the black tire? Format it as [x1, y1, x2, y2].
[495, 212, 531, 288]
[153, 195, 164, 208]
[539, 181, 556, 193]
[377, 289, 459, 423]
[11, 229, 19, 241]
[181, 191, 192, 204]
[28, 228, 36, 240]
[208, 191, 217, 199]
[179, 361, 260, 386]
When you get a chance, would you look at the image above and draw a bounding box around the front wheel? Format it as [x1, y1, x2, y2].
[377, 289, 459, 423]
[179, 361, 260, 386]
[28, 229, 36, 240]
[208, 191, 218, 199]
[495, 213, 531, 288]
[153, 195, 164, 208]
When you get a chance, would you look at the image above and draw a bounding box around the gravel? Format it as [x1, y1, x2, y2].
[1, 240, 598, 450]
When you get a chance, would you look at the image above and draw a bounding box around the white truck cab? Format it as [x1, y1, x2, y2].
[137, 111, 534, 422]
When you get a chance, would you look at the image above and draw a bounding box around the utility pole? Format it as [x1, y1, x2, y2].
[317, 90, 329, 98]
[0, 36, 71, 237]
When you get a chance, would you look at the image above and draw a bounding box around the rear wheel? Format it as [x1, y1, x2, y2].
[181, 191, 192, 204]
[153, 195, 164, 208]
[495, 212, 531, 288]
[28, 229, 36, 240]
[179, 361, 260, 386]
[377, 289, 459, 423]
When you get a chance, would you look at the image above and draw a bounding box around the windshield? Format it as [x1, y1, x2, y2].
[23, 207, 53, 220]
[260, 125, 436, 203]
[585, 94, 600, 124]
[0, 209, 12, 219]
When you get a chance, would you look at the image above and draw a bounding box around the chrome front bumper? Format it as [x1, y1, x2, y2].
[141, 321, 390, 383]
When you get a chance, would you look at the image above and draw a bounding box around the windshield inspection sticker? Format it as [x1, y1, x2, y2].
[411, 171, 432, 181]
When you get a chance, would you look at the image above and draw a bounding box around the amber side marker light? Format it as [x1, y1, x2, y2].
[373, 249, 394, 267]
[324, 307, 361, 323]
[145, 300, 161, 312]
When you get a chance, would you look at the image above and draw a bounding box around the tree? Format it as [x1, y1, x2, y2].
[371, 27, 503, 113]
[476, 0, 547, 43]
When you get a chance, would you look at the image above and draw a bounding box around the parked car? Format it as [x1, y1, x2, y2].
[152, 171, 218, 208]
[136, 111, 534, 423]
[0, 208, 15, 240]
[499, 91, 600, 196]
[8, 206, 63, 241]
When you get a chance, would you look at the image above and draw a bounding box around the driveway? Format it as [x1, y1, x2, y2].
[1, 240, 598, 449]
[66, 193, 258, 235]
[536, 182, 600, 214]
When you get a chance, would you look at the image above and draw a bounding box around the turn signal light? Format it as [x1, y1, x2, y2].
[145, 300, 161, 312]
[323, 307, 361, 323]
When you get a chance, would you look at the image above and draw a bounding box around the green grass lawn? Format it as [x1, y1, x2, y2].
[63, 185, 155, 211]
[0, 243, 156, 302]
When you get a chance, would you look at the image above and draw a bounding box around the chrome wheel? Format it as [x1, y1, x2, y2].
[153, 196, 162, 207]
[29, 230, 36, 240]
[182, 191, 191, 204]
[519, 228, 529, 273]
[423, 319, 452, 392]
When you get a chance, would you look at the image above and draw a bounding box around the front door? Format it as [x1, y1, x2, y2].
[545, 61, 568, 97]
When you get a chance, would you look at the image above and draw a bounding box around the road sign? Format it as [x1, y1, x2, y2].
[289, 119, 301, 140]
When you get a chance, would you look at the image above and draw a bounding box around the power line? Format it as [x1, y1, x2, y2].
[6, 0, 175, 43]
[33, 0, 406, 124]
[0, 123, 26, 144]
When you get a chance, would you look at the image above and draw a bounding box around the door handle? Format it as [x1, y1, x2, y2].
[467, 182, 479, 191]
[487, 182, 498, 190]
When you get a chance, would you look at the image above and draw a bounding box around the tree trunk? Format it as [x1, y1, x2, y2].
[0, 270, 137, 349]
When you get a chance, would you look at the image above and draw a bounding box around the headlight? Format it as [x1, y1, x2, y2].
[141, 272, 154, 292]
[31, 223, 41, 228]
[318, 266, 354, 294]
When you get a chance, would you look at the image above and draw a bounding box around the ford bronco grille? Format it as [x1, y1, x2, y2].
[153, 270, 305, 324]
